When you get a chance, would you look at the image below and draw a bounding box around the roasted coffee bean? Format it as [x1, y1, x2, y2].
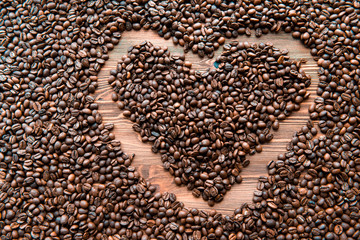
[1, 0, 359, 240]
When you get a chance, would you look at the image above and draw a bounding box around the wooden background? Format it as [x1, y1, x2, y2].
[95, 30, 319, 215]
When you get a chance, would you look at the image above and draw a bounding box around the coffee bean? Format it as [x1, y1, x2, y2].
[1, 1, 359, 240]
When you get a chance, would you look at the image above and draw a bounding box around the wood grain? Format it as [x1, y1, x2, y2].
[95, 29, 319, 215]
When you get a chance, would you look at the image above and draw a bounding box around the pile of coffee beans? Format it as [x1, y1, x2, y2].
[109, 40, 310, 205]
[0, 0, 360, 239]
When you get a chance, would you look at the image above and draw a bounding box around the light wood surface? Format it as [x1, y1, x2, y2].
[95, 29, 319, 215]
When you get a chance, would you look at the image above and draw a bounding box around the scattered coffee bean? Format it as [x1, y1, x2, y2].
[0, 0, 359, 239]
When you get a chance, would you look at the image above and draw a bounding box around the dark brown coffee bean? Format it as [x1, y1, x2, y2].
[1, 1, 359, 240]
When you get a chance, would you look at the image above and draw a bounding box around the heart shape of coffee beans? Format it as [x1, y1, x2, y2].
[108, 41, 311, 205]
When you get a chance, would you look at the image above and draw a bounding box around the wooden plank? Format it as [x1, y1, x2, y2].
[95, 29, 319, 215]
